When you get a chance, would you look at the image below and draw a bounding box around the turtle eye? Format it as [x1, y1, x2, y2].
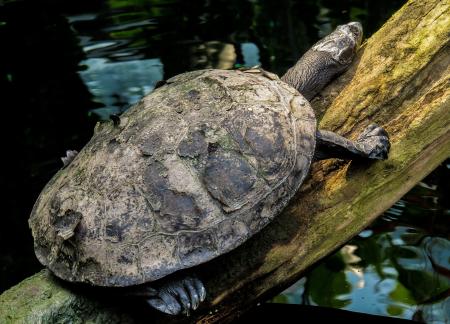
[347, 22, 363, 45]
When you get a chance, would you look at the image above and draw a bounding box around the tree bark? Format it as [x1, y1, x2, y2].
[1, 0, 449, 322]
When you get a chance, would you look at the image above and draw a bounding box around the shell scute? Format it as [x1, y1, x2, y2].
[29, 69, 316, 286]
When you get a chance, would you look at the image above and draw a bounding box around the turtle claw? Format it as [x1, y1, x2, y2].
[61, 150, 78, 168]
[172, 285, 191, 313]
[147, 292, 181, 315]
[193, 278, 207, 302]
[146, 276, 206, 316]
[356, 124, 390, 160]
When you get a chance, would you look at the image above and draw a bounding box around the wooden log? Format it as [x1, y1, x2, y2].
[1, 0, 448, 322]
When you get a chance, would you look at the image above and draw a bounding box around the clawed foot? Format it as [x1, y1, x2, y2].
[61, 150, 78, 168]
[147, 276, 206, 316]
[356, 124, 390, 160]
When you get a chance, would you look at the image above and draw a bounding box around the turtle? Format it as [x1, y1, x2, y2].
[29, 21, 390, 316]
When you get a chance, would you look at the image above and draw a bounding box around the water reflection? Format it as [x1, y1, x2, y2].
[79, 58, 163, 119]
[241, 42, 261, 67]
[274, 163, 450, 322]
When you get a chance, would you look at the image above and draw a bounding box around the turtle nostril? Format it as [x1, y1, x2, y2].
[348, 21, 362, 32]
[347, 22, 363, 44]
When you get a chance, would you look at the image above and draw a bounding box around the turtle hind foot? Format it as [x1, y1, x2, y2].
[61, 150, 79, 168]
[356, 124, 390, 160]
[146, 276, 206, 316]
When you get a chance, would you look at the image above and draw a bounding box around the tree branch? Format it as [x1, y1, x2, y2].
[1, 0, 449, 322]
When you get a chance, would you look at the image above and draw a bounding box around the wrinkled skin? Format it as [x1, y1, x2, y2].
[282, 22, 363, 100]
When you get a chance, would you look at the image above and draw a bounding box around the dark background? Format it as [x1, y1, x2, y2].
[1, 0, 448, 321]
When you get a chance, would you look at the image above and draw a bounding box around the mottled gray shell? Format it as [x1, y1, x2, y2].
[29, 69, 316, 287]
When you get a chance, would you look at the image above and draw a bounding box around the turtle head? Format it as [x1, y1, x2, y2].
[312, 21, 363, 66]
[281, 21, 363, 100]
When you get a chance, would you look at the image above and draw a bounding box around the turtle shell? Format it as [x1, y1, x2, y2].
[29, 69, 316, 287]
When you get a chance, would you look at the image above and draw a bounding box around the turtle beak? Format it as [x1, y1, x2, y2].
[310, 21, 364, 66]
[346, 22, 363, 47]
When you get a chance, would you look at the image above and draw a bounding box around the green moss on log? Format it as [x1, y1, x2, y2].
[0, 270, 133, 323]
[1, 0, 448, 323]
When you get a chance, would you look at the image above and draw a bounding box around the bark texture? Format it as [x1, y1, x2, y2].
[1, 0, 449, 322]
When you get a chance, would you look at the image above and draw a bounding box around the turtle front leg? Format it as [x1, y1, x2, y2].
[314, 124, 390, 161]
[145, 276, 206, 316]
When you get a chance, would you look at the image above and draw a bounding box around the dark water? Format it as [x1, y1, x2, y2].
[0, 0, 448, 321]
[273, 162, 450, 322]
